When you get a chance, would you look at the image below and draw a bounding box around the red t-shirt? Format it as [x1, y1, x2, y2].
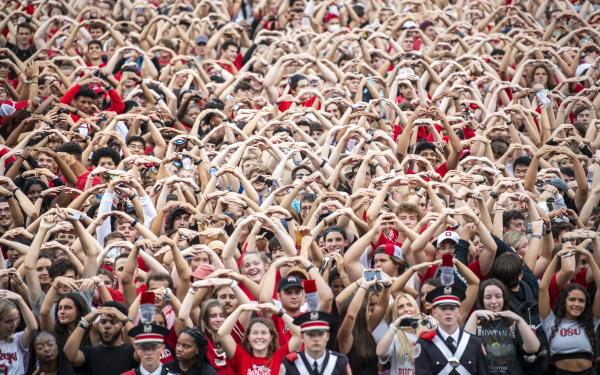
[76, 168, 102, 190]
[406, 162, 448, 178]
[548, 268, 589, 308]
[107, 284, 147, 304]
[231, 343, 289, 375]
[277, 96, 320, 112]
[271, 314, 291, 347]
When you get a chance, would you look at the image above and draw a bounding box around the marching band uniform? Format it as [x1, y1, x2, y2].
[122, 323, 180, 375]
[415, 287, 488, 375]
[280, 311, 351, 375]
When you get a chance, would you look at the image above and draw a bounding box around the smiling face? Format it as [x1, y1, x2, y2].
[26, 183, 44, 202]
[324, 231, 347, 254]
[36, 258, 52, 286]
[396, 296, 417, 317]
[247, 322, 272, 355]
[0, 202, 10, 228]
[482, 285, 504, 313]
[206, 305, 225, 332]
[241, 253, 265, 282]
[564, 289, 586, 319]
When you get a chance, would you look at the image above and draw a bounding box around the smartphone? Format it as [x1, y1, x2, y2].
[182, 157, 193, 171]
[106, 246, 121, 260]
[442, 253, 453, 267]
[364, 269, 382, 281]
[140, 291, 156, 305]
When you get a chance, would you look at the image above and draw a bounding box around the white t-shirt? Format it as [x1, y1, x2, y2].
[542, 311, 600, 356]
[379, 332, 417, 375]
[0, 331, 28, 375]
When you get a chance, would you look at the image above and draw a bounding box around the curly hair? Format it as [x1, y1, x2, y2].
[549, 284, 598, 360]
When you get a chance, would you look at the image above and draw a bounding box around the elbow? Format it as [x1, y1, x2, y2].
[120, 272, 134, 285]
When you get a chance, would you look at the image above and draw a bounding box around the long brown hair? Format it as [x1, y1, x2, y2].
[241, 318, 278, 357]
[200, 299, 224, 343]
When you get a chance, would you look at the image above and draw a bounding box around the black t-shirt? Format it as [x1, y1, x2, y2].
[81, 343, 137, 375]
[478, 318, 522, 375]
[165, 361, 218, 375]
[5, 42, 36, 61]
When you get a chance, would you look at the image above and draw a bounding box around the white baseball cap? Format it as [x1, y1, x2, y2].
[436, 231, 460, 245]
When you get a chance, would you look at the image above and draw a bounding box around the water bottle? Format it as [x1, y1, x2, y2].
[304, 279, 319, 311]
[139, 291, 156, 324]
[536, 90, 552, 108]
[139, 304, 155, 324]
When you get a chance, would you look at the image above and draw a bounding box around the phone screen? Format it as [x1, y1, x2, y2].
[364, 270, 376, 281]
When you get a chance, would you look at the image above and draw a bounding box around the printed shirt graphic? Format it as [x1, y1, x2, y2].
[0, 332, 27, 375]
[478, 318, 521, 375]
[231, 343, 289, 375]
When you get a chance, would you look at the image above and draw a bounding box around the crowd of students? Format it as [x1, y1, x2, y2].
[0, 0, 600, 374]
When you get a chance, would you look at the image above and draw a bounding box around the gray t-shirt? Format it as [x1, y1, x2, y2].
[542, 311, 600, 356]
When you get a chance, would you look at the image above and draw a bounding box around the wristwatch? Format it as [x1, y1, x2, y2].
[277, 308, 286, 318]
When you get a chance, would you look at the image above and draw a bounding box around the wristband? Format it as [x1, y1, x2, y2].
[306, 264, 315, 272]
[128, 193, 138, 201]
[130, 219, 137, 227]
[277, 308, 286, 318]
[390, 324, 399, 333]
[78, 318, 90, 330]
[530, 234, 542, 239]
[230, 280, 239, 289]
[320, 159, 327, 168]
[120, 317, 132, 324]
